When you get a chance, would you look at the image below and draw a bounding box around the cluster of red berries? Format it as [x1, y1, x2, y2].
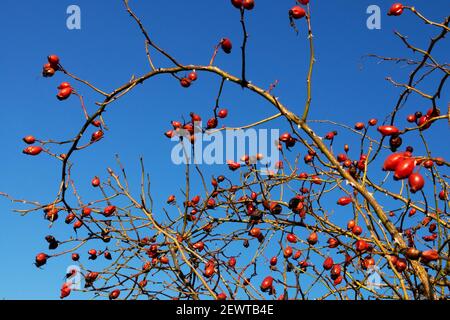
[406, 107, 440, 131]
[164, 109, 228, 142]
[383, 151, 426, 192]
[42, 55, 60, 77]
[180, 70, 198, 88]
[56, 82, 73, 100]
[22, 135, 42, 156]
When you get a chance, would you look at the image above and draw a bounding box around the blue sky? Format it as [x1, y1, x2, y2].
[0, 0, 449, 299]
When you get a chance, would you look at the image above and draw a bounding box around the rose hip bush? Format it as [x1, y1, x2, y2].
[2, 1, 449, 300]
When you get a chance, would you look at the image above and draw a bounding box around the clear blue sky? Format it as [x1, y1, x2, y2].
[0, 0, 448, 299]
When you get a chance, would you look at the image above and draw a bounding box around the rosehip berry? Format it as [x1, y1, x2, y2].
[243, 0, 255, 10]
[91, 130, 104, 142]
[377, 125, 400, 136]
[218, 109, 228, 118]
[354, 122, 365, 130]
[57, 87, 72, 101]
[290, 6, 306, 19]
[231, 0, 243, 9]
[393, 158, 415, 180]
[109, 289, 120, 300]
[91, 176, 100, 187]
[260, 276, 273, 292]
[408, 172, 425, 193]
[82, 207, 92, 217]
[323, 257, 334, 270]
[388, 3, 404, 16]
[23, 146, 42, 156]
[103, 205, 117, 217]
[23, 135, 36, 144]
[337, 197, 352, 206]
[221, 38, 233, 54]
[48, 55, 60, 66]
[180, 78, 191, 88]
[249, 227, 261, 238]
[188, 71, 198, 81]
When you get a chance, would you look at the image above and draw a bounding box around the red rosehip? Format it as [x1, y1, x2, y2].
[337, 197, 352, 206]
[231, 0, 243, 9]
[323, 257, 334, 270]
[307, 232, 318, 245]
[423, 159, 433, 169]
[42, 66, 56, 77]
[103, 205, 116, 217]
[109, 289, 120, 300]
[395, 258, 407, 272]
[164, 130, 175, 139]
[216, 293, 227, 300]
[283, 246, 293, 258]
[57, 87, 72, 101]
[355, 239, 369, 252]
[190, 112, 202, 123]
[228, 257, 237, 268]
[60, 283, 71, 299]
[58, 82, 71, 90]
[388, 3, 404, 16]
[23, 135, 36, 144]
[394, 158, 416, 180]
[218, 109, 228, 118]
[35, 253, 48, 267]
[377, 125, 400, 136]
[327, 238, 339, 248]
[71, 253, 79, 261]
[286, 233, 297, 243]
[290, 5, 306, 19]
[383, 152, 408, 171]
[23, 146, 43, 156]
[207, 198, 216, 208]
[91, 130, 104, 142]
[260, 276, 273, 292]
[243, 0, 255, 10]
[249, 227, 261, 238]
[192, 241, 205, 251]
[188, 71, 197, 81]
[330, 264, 342, 278]
[191, 195, 200, 205]
[406, 114, 416, 123]
[167, 195, 176, 204]
[352, 225, 363, 236]
[421, 249, 439, 262]
[180, 78, 191, 88]
[408, 172, 425, 193]
[270, 256, 278, 266]
[48, 55, 60, 66]
[91, 176, 100, 187]
[206, 117, 218, 129]
[354, 122, 365, 130]
[221, 38, 233, 54]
